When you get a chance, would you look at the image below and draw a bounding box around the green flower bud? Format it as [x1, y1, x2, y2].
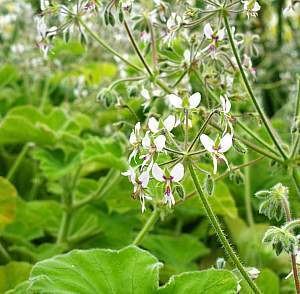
[233, 139, 248, 154]
[263, 226, 297, 255]
[255, 183, 289, 221]
[96, 88, 118, 108]
[174, 183, 185, 199]
[205, 174, 214, 196]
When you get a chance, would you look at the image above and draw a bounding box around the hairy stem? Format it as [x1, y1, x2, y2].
[188, 162, 261, 294]
[132, 209, 159, 245]
[281, 197, 300, 294]
[244, 153, 254, 226]
[123, 19, 153, 76]
[223, 13, 288, 160]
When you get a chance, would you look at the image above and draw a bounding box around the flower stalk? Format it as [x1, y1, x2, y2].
[223, 13, 288, 160]
[188, 161, 261, 294]
[132, 209, 159, 245]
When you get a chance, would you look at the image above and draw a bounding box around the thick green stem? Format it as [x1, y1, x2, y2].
[223, 13, 288, 160]
[291, 77, 300, 158]
[7, 143, 32, 181]
[79, 19, 143, 73]
[244, 153, 254, 227]
[292, 168, 300, 194]
[188, 162, 261, 294]
[282, 197, 300, 294]
[56, 207, 72, 245]
[132, 209, 159, 245]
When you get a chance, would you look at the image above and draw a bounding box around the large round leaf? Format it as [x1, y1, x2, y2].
[14, 246, 238, 294]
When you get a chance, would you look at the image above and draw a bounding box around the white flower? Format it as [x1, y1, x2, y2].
[167, 92, 201, 109]
[200, 133, 233, 174]
[242, 0, 261, 18]
[203, 23, 225, 59]
[152, 163, 184, 207]
[148, 115, 179, 133]
[247, 268, 260, 279]
[40, 0, 50, 11]
[220, 95, 231, 114]
[163, 13, 182, 46]
[35, 16, 57, 58]
[122, 168, 152, 212]
[204, 23, 225, 41]
[140, 132, 166, 169]
[220, 95, 234, 135]
[128, 122, 142, 163]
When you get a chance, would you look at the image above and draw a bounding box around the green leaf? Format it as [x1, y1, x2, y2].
[14, 246, 237, 294]
[0, 177, 17, 229]
[82, 137, 127, 171]
[142, 234, 210, 275]
[19, 246, 161, 293]
[33, 148, 81, 180]
[158, 269, 237, 294]
[0, 261, 32, 293]
[2, 199, 62, 241]
[176, 180, 237, 219]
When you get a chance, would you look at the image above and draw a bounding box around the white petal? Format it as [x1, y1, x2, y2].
[152, 163, 165, 182]
[183, 49, 191, 63]
[165, 189, 175, 207]
[129, 131, 137, 145]
[253, 2, 261, 11]
[141, 89, 151, 100]
[220, 95, 231, 113]
[219, 154, 230, 171]
[167, 94, 183, 108]
[219, 133, 233, 153]
[200, 134, 215, 153]
[163, 115, 176, 132]
[135, 122, 141, 134]
[188, 92, 201, 109]
[154, 135, 166, 151]
[121, 167, 136, 184]
[204, 23, 213, 39]
[128, 149, 138, 163]
[142, 131, 151, 149]
[139, 171, 150, 188]
[148, 117, 160, 133]
[170, 163, 184, 182]
[217, 28, 225, 40]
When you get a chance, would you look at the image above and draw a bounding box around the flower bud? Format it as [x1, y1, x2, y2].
[96, 88, 118, 108]
[255, 183, 288, 221]
[216, 257, 226, 269]
[174, 183, 185, 199]
[205, 174, 214, 196]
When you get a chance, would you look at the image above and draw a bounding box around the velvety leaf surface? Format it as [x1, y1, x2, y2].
[0, 261, 32, 293]
[21, 246, 161, 294]
[158, 269, 237, 294]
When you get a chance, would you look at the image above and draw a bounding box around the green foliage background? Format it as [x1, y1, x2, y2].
[0, 0, 299, 293]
